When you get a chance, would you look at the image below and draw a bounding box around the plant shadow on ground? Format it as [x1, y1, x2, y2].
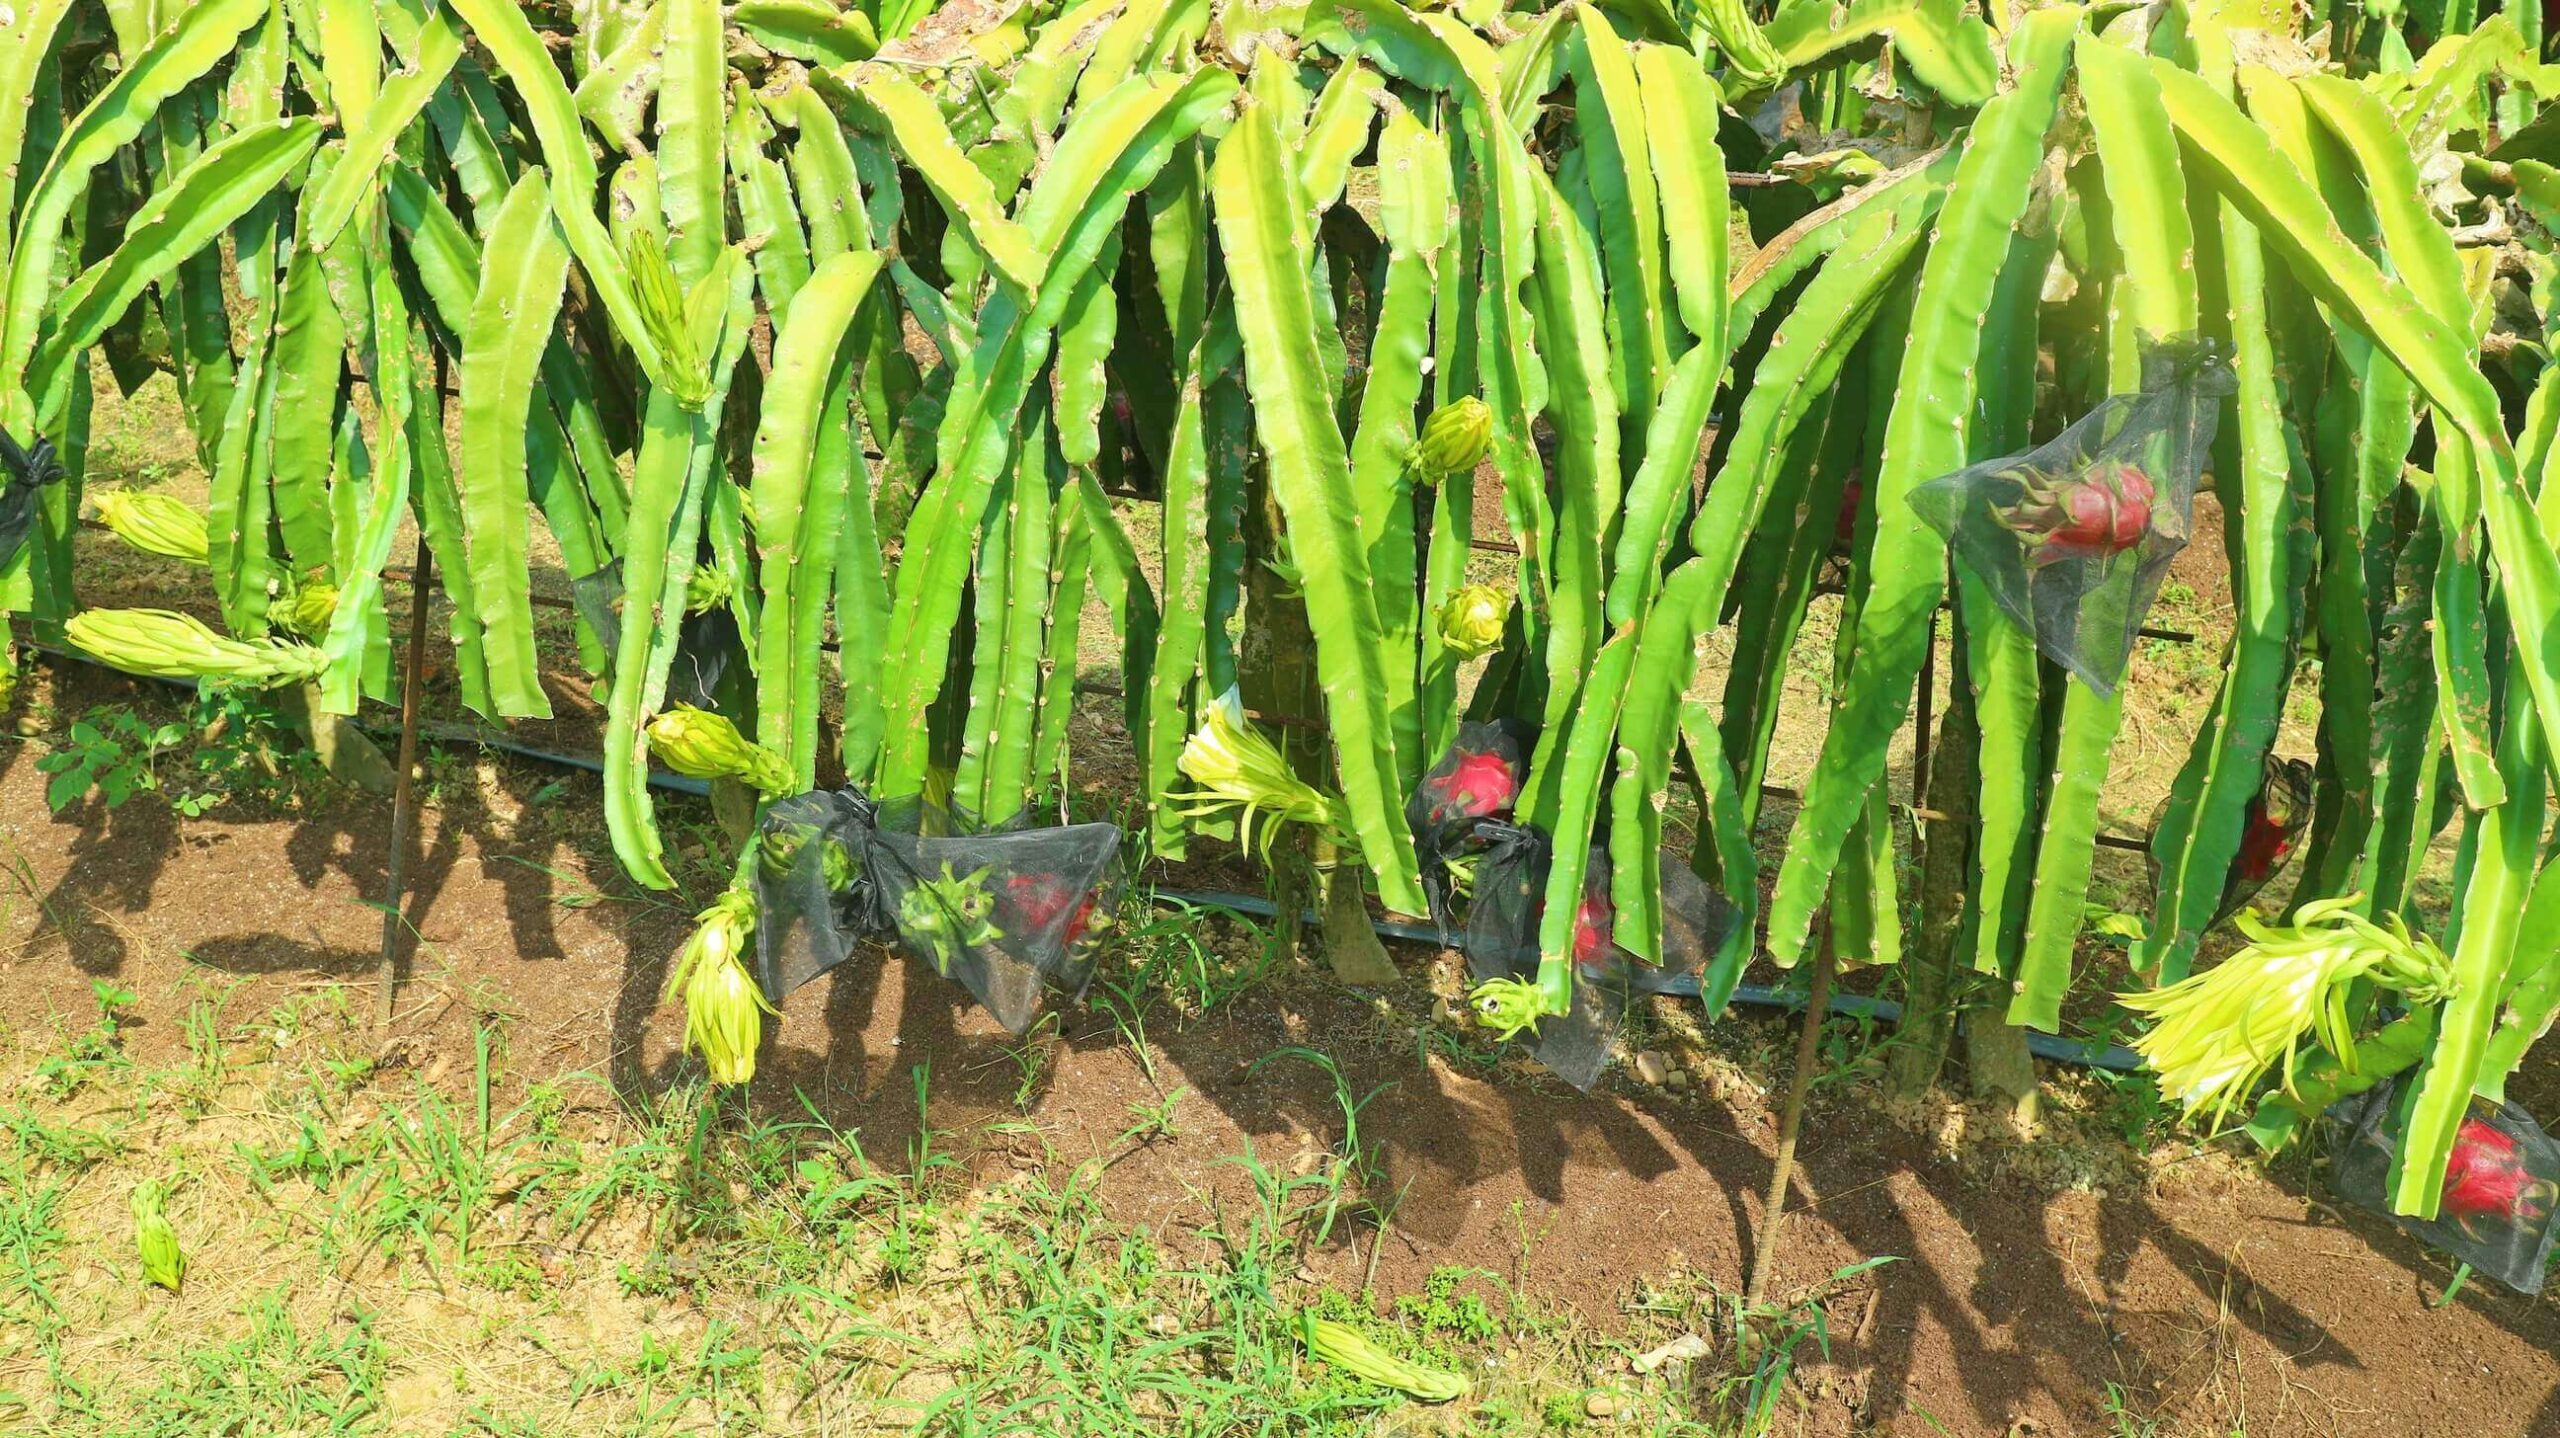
[715, 885, 2560, 1437]
[0, 970, 1753, 1435]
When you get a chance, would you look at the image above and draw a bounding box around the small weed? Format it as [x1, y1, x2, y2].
[117, 1288, 385, 1434]
[1393, 1266, 1505, 1356]
[33, 981, 138, 1098]
[34, 709, 186, 813]
[1715, 1257, 1899, 1436]
[2104, 1381, 2165, 1437]
[36, 689, 320, 818]
[0, 1158, 66, 1330]
[1120, 898, 1279, 1014]
[1120, 1086, 1187, 1145]
[1001, 1012, 1059, 1110]
[1245, 1045, 1397, 1245]
[236, 1113, 363, 1193]
[0, 1106, 124, 1171]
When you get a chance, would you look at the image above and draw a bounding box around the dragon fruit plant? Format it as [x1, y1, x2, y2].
[6, 0, 2559, 1239]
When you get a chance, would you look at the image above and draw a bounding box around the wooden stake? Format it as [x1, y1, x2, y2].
[377, 535, 434, 1030]
[1743, 916, 1837, 1329]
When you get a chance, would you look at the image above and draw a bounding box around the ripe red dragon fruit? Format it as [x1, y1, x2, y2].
[1572, 889, 1612, 971]
[1996, 460, 2155, 567]
[1428, 749, 1519, 824]
[2234, 789, 2298, 884]
[1005, 874, 1098, 948]
[2442, 1117, 2546, 1225]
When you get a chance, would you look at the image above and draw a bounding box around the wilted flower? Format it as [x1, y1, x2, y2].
[647, 705, 794, 795]
[666, 889, 770, 1086]
[2118, 896, 2454, 1128]
[1435, 584, 1510, 659]
[132, 1180, 183, 1292]
[1410, 397, 1492, 482]
[1300, 1312, 1467, 1402]
[1995, 459, 2154, 567]
[92, 491, 210, 564]
[1175, 694, 1347, 857]
[68, 608, 328, 688]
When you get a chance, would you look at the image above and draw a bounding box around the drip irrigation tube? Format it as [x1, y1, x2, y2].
[17, 639, 2142, 1073]
[1147, 888, 2144, 1072]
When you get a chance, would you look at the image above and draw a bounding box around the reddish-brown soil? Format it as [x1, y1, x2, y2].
[4, 652, 2557, 1438]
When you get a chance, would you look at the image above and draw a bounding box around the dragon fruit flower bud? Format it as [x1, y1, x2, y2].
[1410, 397, 1492, 482]
[1435, 584, 1510, 659]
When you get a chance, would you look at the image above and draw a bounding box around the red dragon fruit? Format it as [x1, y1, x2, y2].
[1572, 884, 1612, 972]
[1429, 748, 1520, 824]
[2233, 798, 2295, 883]
[1997, 460, 2155, 567]
[1005, 874, 1099, 949]
[2442, 1117, 2547, 1226]
[1521, 887, 1615, 974]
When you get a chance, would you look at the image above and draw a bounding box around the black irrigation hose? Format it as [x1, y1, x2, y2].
[1146, 888, 2145, 1073]
[19, 640, 2143, 1073]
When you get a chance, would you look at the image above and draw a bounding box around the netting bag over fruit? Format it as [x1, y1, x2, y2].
[1633, 862, 1750, 1000]
[1462, 826, 1747, 1090]
[2213, 755, 2312, 926]
[1907, 338, 2235, 693]
[1407, 720, 1532, 933]
[1463, 826, 1629, 1090]
[752, 788, 1122, 1034]
[570, 560, 744, 711]
[0, 430, 64, 572]
[2140, 752, 2313, 934]
[2329, 1077, 2560, 1295]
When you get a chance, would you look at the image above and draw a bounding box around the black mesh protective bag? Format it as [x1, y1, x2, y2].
[2213, 754, 2312, 927]
[1462, 825, 1746, 1091]
[1408, 720, 1532, 933]
[570, 560, 742, 711]
[1906, 339, 2234, 694]
[2329, 1077, 2560, 1295]
[2140, 753, 2313, 933]
[752, 788, 1123, 1034]
[0, 430, 64, 573]
[1632, 861, 1750, 1001]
